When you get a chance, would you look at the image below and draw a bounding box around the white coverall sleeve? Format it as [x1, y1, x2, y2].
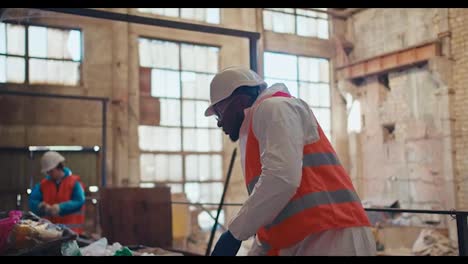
[229, 98, 319, 241]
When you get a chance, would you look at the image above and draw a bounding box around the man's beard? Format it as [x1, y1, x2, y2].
[229, 131, 239, 142]
[228, 111, 244, 142]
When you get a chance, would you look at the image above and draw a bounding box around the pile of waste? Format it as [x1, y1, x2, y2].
[1, 210, 184, 256]
[0, 211, 75, 256]
[62, 238, 183, 256]
[412, 229, 458, 256]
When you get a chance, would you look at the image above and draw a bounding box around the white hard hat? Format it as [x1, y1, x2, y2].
[41, 151, 65, 173]
[204, 66, 267, 116]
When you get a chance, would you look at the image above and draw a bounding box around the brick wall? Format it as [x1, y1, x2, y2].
[449, 8, 468, 209]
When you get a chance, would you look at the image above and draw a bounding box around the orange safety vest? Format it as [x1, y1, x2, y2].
[244, 91, 371, 255]
[40, 175, 86, 235]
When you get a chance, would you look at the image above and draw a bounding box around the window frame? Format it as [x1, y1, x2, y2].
[263, 50, 332, 138]
[137, 8, 221, 25]
[0, 20, 84, 86]
[263, 8, 330, 39]
[138, 36, 224, 206]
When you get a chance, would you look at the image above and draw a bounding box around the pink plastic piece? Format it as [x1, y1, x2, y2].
[0, 211, 23, 253]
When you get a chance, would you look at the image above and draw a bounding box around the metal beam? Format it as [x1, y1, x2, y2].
[0, 89, 108, 102]
[34, 8, 260, 72]
[336, 40, 441, 80]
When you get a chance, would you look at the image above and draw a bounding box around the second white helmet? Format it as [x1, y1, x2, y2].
[41, 151, 65, 173]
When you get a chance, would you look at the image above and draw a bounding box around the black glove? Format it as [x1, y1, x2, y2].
[210, 230, 242, 256]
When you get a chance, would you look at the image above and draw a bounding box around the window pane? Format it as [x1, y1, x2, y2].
[29, 26, 47, 58]
[182, 100, 196, 127]
[267, 8, 294, 14]
[272, 12, 295, 34]
[160, 99, 181, 126]
[168, 154, 183, 181]
[138, 126, 181, 151]
[197, 128, 210, 152]
[208, 114, 218, 128]
[319, 59, 329, 82]
[140, 154, 156, 181]
[29, 58, 47, 84]
[296, 9, 318, 17]
[185, 182, 200, 202]
[30, 59, 79, 86]
[185, 155, 199, 181]
[6, 56, 25, 83]
[182, 44, 219, 73]
[181, 71, 196, 98]
[180, 8, 196, 20]
[211, 155, 222, 181]
[47, 28, 66, 59]
[263, 10, 273, 31]
[183, 128, 210, 151]
[0, 55, 6, 82]
[198, 155, 210, 181]
[264, 52, 297, 80]
[181, 72, 212, 100]
[0, 23, 5, 54]
[200, 183, 223, 203]
[68, 30, 81, 61]
[186, 155, 216, 181]
[316, 8, 328, 19]
[206, 8, 220, 24]
[196, 101, 210, 127]
[138, 38, 151, 67]
[7, 24, 25, 56]
[181, 8, 212, 22]
[46, 59, 63, 84]
[168, 183, 183, 193]
[317, 19, 329, 39]
[138, 8, 179, 17]
[299, 82, 320, 107]
[140, 39, 179, 69]
[318, 83, 330, 107]
[210, 129, 223, 151]
[63, 61, 80, 85]
[154, 154, 169, 182]
[151, 69, 180, 98]
[194, 8, 206, 22]
[162, 8, 179, 17]
[181, 44, 196, 72]
[297, 17, 317, 38]
[298, 57, 319, 82]
[154, 40, 179, 69]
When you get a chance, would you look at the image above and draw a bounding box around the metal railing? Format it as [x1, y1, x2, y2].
[171, 201, 468, 256]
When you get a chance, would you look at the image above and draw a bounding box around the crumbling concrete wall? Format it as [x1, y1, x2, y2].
[347, 8, 439, 61]
[345, 9, 455, 213]
[358, 68, 448, 211]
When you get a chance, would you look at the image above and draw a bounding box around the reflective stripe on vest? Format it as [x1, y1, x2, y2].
[247, 152, 341, 195]
[265, 189, 360, 229]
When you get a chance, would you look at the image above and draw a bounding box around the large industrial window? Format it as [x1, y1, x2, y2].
[137, 8, 220, 24]
[264, 51, 331, 139]
[138, 38, 223, 211]
[263, 8, 329, 39]
[0, 22, 82, 85]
